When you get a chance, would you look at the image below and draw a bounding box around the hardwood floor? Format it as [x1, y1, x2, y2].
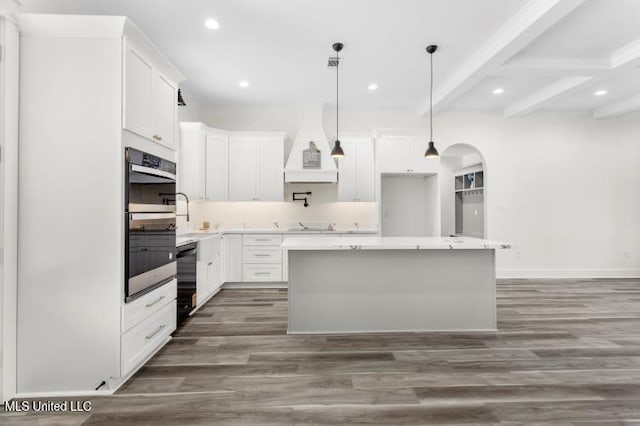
[3, 279, 640, 425]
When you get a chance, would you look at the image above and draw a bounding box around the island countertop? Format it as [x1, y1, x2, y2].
[282, 236, 511, 250]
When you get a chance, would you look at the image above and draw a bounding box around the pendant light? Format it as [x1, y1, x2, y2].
[424, 44, 439, 158]
[331, 42, 345, 158]
[177, 89, 187, 106]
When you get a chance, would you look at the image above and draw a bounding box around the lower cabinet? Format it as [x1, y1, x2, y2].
[223, 234, 243, 282]
[242, 234, 283, 282]
[196, 235, 222, 306]
[120, 280, 177, 376]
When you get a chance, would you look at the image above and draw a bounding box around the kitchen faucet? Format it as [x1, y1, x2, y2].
[159, 192, 190, 222]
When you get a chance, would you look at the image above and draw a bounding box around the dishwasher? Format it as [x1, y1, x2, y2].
[176, 242, 197, 324]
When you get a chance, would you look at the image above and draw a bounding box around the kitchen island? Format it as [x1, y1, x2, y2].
[282, 236, 510, 334]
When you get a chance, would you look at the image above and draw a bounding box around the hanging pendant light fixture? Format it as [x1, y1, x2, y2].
[424, 44, 439, 158]
[331, 42, 345, 158]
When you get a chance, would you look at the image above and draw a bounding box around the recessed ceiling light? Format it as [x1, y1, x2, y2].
[492, 88, 504, 95]
[238, 80, 249, 88]
[594, 89, 607, 96]
[368, 83, 378, 91]
[204, 18, 220, 30]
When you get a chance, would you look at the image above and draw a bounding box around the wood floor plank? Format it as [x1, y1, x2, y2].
[2, 279, 639, 425]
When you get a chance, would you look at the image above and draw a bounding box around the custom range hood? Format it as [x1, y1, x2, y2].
[284, 105, 338, 183]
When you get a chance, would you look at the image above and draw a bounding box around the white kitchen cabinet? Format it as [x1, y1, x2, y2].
[242, 234, 282, 281]
[178, 122, 206, 200]
[376, 135, 440, 174]
[196, 236, 223, 306]
[228, 133, 285, 201]
[338, 136, 375, 202]
[206, 128, 229, 201]
[16, 14, 184, 394]
[223, 234, 243, 282]
[123, 39, 180, 150]
[228, 138, 258, 201]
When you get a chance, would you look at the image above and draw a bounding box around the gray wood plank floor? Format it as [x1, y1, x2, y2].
[2, 278, 640, 425]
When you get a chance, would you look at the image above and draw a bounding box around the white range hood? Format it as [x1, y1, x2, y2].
[284, 105, 338, 183]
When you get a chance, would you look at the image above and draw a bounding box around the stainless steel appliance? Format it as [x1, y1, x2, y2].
[125, 147, 177, 302]
[176, 241, 198, 323]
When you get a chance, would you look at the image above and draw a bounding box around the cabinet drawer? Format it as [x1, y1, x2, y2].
[243, 246, 281, 264]
[121, 301, 176, 376]
[122, 279, 176, 333]
[243, 264, 282, 282]
[242, 234, 282, 246]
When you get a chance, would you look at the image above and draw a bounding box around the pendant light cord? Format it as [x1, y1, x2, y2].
[429, 50, 433, 142]
[336, 50, 339, 140]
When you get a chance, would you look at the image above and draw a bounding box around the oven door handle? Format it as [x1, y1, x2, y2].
[131, 164, 176, 181]
[130, 213, 176, 221]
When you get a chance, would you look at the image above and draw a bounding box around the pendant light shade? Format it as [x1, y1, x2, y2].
[331, 42, 345, 158]
[425, 141, 439, 158]
[331, 140, 345, 157]
[424, 44, 439, 158]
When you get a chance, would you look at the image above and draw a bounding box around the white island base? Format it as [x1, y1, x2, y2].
[284, 237, 510, 334]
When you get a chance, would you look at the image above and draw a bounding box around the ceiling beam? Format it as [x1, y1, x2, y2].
[610, 39, 640, 70]
[416, 0, 585, 117]
[593, 93, 640, 119]
[503, 76, 593, 117]
[497, 56, 610, 76]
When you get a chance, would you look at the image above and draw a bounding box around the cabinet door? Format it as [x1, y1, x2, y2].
[257, 139, 284, 201]
[223, 235, 242, 282]
[337, 140, 357, 201]
[376, 136, 413, 172]
[123, 46, 153, 139]
[412, 137, 440, 173]
[178, 124, 206, 200]
[205, 129, 229, 201]
[153, 73, 177, 149]
[196, 261, 208, 304]
[356, 139, 375, 201]
[228, 139, 257, 201]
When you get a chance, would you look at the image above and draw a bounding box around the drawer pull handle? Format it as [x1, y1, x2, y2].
[255, 272, 271, 275]
[145, 296, 166, 308]
[254, 239, 270, 242]
[152, 134, 162, 141]
[208, 261, 213, 265]
[145, 324, 166, 340]
[254, 254, 271, 257]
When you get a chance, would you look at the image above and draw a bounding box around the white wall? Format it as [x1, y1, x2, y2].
[202, 105, 640, 278]
[0, 11, 19, 403]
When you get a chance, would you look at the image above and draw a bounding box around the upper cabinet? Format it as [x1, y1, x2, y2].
[178, 123, 229, 201]
[228, 133, 285, 201]
[338, 135, 375, 202]
[376, 135, 440, 174]
[178, 123, 207, 200]
[205, 128, 229, 201]
[123, 28, 183, 151]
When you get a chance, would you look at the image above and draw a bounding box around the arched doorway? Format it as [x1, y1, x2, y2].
[440, 143, 487, 238]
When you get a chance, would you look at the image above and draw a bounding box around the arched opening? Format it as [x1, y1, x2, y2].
[440, 143, 487, 238]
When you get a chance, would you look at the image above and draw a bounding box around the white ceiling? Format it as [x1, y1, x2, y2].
[18, 0, 640, 118]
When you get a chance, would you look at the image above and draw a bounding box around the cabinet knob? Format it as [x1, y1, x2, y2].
[153, 134, 162, 141]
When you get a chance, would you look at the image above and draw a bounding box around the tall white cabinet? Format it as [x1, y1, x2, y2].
[337, 135, 375, 202]
[16, 14, 184, 395]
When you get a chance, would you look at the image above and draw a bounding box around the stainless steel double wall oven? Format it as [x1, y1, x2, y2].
[125, 147, 177, 302]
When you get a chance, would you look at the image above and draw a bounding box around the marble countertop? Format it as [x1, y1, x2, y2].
[281, 236, 511, 250]
[176, 226, 379, 247]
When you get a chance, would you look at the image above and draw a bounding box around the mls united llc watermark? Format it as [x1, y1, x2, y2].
[3, 400, 92, 412]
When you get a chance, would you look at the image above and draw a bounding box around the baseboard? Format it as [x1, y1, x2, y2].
[222, 282, 287, 289]
[497, 268, 640, 279]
